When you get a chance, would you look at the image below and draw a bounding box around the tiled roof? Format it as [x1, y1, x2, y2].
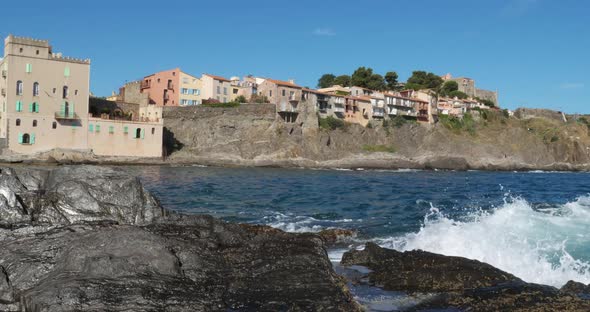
[266, 79, 302, 89]
[204, 74, 231, 82]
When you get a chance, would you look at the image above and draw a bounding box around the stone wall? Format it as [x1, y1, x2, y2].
[514, 108, 567, 123]
[476, 88, 499, 106]
[162, 104, 276, 120]
[89, 97, 141, 119]
[121, 81, 149, 105]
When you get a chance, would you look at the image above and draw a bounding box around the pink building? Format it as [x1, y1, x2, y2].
[140, 68, 179, 106]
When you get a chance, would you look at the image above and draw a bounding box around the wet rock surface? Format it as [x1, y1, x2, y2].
[341, 243, 590, 311]
[0, 166, 359, 312]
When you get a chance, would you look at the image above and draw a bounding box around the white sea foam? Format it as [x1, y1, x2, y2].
[375, 196, 590, 287]
[264, 212, 359, 233]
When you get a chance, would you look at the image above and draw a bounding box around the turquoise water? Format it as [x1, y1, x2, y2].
[127, 166, 590, 288]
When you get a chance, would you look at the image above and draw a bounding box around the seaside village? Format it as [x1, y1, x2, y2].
[0, 35, 500, 158]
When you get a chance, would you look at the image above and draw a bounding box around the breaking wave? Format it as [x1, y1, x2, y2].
[376, 196, 590, 287]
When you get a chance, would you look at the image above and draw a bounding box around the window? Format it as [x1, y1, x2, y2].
[16, 81, 23, 95]
[157, 78, 160, 83]
[19, 48, 23, 53]
[167, 80, 172, 89]
[33, 82, 39, 96]
[16, 119, 20, 126]
[109, 126, 114, 134]
[52, 122, 57, 129]
[32, 120, 37, 127]
[194, 89, 200, 95]
[75, 90, 78, 96]
[63, 86, 69, 99]
[217, 86, 221, 94]
[233, 88, 238, 94]
[16, 101, 22, 112]
[181, 88, 187, 94]
[88, 124, 94, 132]
[25, 64, 32, 73]
[21, 133, 30, 144]
[123, 126, 128, 134]
[282, 90, 286, 96]
[64, 66, 70, 77]
[135, 128, 142, 139]
[223, 97, 227, 103]
[30, 102, 39, 113]
[223, 87, 227, 95]
[151, 127, 155, 134]
[52, 88, 56, 94]
[95, 125, 101, 133]
[172, 72, 175, 76]
[36, 50, 39, 55]
[269, 90, 272, 97]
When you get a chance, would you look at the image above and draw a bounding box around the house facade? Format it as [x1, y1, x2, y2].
[201, 74, 232, 103]
[0, 35, 162, 157]
[257, 78, 302, 113]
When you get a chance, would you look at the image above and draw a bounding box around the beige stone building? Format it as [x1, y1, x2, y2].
[201, 74, 232, 103]
[0, 35, 163, 158]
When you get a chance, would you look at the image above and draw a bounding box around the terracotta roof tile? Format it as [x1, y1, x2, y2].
[203, 73, 231, 82]
[266, 79, 302, 89]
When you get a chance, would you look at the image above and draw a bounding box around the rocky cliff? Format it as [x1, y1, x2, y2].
[162, 103, 590, 171]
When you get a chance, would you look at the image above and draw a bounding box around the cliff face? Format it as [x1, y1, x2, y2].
[162, 103, 590, 170]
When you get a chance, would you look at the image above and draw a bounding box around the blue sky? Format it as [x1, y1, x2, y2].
[1, 0, 589, 112]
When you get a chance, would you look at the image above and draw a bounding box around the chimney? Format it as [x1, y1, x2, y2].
[288, 79, 295, 84]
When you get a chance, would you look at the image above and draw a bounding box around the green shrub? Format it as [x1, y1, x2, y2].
[362, 144, 396, 153]
[235, 95, 247, 103]
[439, 113, 476, 135]
[319, 116, 346, 130]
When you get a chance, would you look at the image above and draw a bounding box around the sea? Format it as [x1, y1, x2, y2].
[126, 165, 590, 294]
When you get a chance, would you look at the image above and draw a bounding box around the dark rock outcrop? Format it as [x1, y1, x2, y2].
[342, 243, 590, 311]
[341, 242, 520, 292]
[0, 166, 166, 226]
[0, 166, 359, 311]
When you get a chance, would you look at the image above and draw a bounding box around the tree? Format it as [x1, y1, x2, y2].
[448, 90, 468, 99]
[235, 95, 247, 103]
[367, 74, 386, 91]
[333, 75, 351, 87]
[317, 74, 336, 88]
[440, 80, 458, 96]
[407, 71, 444, 90]
[385, 71, 399, 91]
[351, 67, 374, 88]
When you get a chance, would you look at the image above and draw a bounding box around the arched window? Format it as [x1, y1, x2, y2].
[63, 86, 68, 99]
[22, 133, 30, 144]
[16, 119, 21, 126]
[31, 102, 38, 113]
[135, 128, 142, 139]
[33, 82, 39, 96]
[52, 121, 57, 129]
[16, 81, 23, 95]
[32, 120, 37, 127]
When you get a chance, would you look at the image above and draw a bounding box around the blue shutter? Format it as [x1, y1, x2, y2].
[18, 133, 23, 144]
[30, 133, 35, 144]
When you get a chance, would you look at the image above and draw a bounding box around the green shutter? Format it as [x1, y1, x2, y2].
[141, 129, 145, 139]
[89, 124, 94, 132]
[18, 133, 23, 144]
[123, 126, 128, 134]
[16, 101, 20, 112]
[109, 126, 114, 133]
[60, 102, 65, 116]
[30, 133, 35, 144]
[35, 102, 39, 113]
[25, 64, 32, 73]
[70, 102, 75, 117]
[28, 103, 33, 113]
[96, 125, 100, 132]
[64, 66, 70, 77]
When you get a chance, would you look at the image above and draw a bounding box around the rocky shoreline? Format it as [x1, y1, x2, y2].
[1, 149, 589, 172]
[0, 166, 588, 311]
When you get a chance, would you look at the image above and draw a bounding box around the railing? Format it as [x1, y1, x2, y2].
[333, 106, 345, 113]
[278, 105, 298, 113]
[55, 111, 79, 119]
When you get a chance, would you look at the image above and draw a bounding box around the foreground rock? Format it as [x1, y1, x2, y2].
[0, 166, 166, 226]
[342, 243, 590, 311]
[0, 166, 359, 311]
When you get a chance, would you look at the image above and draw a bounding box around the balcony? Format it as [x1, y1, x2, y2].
[55, 111, 79, 120]
[289, 95, 299, 103]
[140, 81, 150, 89]
[333, 106, 345, 113]
[278, 104, 298, 113]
